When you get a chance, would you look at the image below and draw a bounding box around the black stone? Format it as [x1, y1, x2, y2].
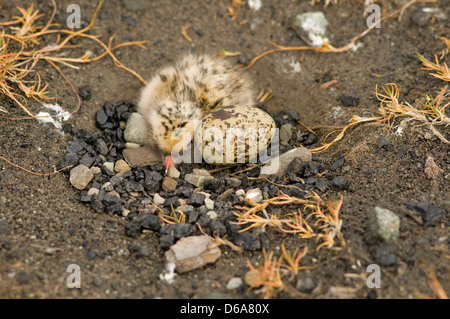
[374, 243, 397, 266]
[209, 220, 227, 237]
[231, 231, 261, 251]
[297, 131, 317, 146]
[332, 176, 349, 190]
[66, 139, 87, 155]
[96, 109, 108, 127]
[203, 178, 225, 194]
[186, 210, 199, 223]
[160, 223, 193, 239]
[94, 139, 109, 156]
[299, 161, 319, 177]
[159, 234, 175, 249]
[79, 154, 95, 168]
[139, 213, 164, 232]
[164, 196, 179, 208]
[196, 214, 211, 227]
[58, 153, 79, 170]
[125, 180, 144, 193]
[78, 85, 92, 100]
[136, 245, 150, 257]
[377, 136, 391, 149]
[315, 178, 328, 192]
[340, 92, 360, 107]
[90, 199, 105, 213]
[187, 193, 206, 207]
[287, 109, 300, 121]
[330, 158, 345, 171]
[404, 201, 445, 226]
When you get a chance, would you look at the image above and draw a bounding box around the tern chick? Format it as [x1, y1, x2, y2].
[137, 54, 256, 171]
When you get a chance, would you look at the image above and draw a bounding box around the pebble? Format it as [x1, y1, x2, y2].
[114, 159, 130, 173]
[225, 177, 241, 188]
[279, 123, 293, 145]
[206, 211, 218, 220]
[259, 147, 312, 177]
[204, 197, 215, 210]
[296, 276, 316, 293]
[291, 12, 330, 47]
[125, 142, 141, 149]
[103, 162, 114, 172]
[167, 165, 180, 178]
[165, 235, 221, 273]
[330, 158, 345, 171]
[231, 231, 261, 250]
[87, 187, 99, 197]
[90, 166, 101, 175]
[192, 168, 211, 176]
[185, 173, 214, 188]
[367, 207, 400, 243]
[404, 201, 444, 226]
[153, 193, 165, 206]
[374, 243, 397, 266]
[162, 176, 178, 192]
[69, 164, 93, 190]
[124, 112, 147, 145]
[187, 193, 206, 207]
[340, 92, 360, 107]
[122, 146, 161, 168]
[332, 176, 349, 190]
[78, 85, 91, 100]
[226, 277, 244, 290]
[245, 188, 263, 203]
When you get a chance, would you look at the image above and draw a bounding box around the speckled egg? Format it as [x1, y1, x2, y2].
[194, 105, 276, 165]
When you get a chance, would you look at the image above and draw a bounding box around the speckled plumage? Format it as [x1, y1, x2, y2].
[137, 54, 256, 155]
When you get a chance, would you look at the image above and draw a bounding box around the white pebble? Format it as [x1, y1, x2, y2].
[153, 193, 165, 206]
[226, 277, 244, 290]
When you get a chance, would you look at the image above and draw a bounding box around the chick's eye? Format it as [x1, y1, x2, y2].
[180, 122, 187, 127]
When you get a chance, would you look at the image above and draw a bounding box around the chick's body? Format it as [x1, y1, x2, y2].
[137, 54, 256, 155]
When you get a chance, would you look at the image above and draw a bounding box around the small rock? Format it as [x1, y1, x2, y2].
[332, 176, 349, 190]
[204, 197, 215, 210]
[87, 187, 100, 197]
[78, 85, 91, 100]
[226, 277, 244, 290]
[185, 173, 214, 188]
[96, 109, 108, 127]
[162, 176, 178, 192]
[125, 142, 141, 149]
[260, 147, 312, 178]
[94, 139, 109, 156]
[315, 178, 327, 192]
[136, 245, 150, 258]
[114, 159, 130, 173]
[70, 164, 93, 190]
[231, 231, 261, 250]
[245, 188, 263, 203]
[377, 136, 391, 149]
[58, 153, 79, 170]
[160, 223, 193, 239]
[192, 168, 211, 176]
[187, 193, 206, 207]
[123, 146, 160, 168]
[404, 202, 445, 226]
[367, 207, 400, 243]
[90, 166, 101, 175]
[374, 243, 397, 266]
[225, 177, 241, 188]
[124, 112, 147, 145]
[209, 220, 227, 237]
[167, 165, 180, 178]
[103, 162, 114, 172]
[330, 158, 345, 171]
[153, 193, 165, 206]
[206, 211, 218, 220]
[279, 123, 293, 144]
[340, 92, 360, 107]
[165, 235, 221, 273]
[296, 276, 316, 293]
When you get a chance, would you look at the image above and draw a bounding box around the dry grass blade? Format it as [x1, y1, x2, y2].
[418, 53, 450, 82]
[0, 0, 147, 119]
[245, 249, 283, 299]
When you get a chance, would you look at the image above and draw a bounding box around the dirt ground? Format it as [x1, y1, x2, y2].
[0, 0, 448, 299]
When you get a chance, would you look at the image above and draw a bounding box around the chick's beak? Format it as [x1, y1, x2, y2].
[165, 156, 173, 174]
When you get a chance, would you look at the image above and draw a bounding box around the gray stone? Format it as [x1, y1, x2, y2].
[124, 112, 147, 145]
[367, 207, 400, 243]
[404, 201, 445, 226]
[245, 188, 263, 203]
[279, 123, 293, 144]
[226, 277, 244, 290]
[292, 12, 330, 47]
[185, 173, 214, 188]
[114, 159, 131, 173]
[69, 164, 93, 190]
[153, 193, 165, 206]
[0, 219, 12, 235]
[122, 146, 161, 168]
[204, 197, 215, 210]
[165, 235, 221, 273]
[260, 147, 312, 178]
